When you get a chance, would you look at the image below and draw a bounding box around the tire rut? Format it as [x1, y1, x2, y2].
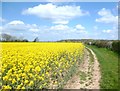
[64, 47, 101, 89]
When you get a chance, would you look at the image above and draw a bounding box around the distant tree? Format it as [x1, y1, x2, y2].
[0, 34, 2, 41]
[10, 36, 17, 41]
[0, 33, 29, 42]
[23, 39, 29, 42]
[33, 37, 39, 42]
[18, 36, 24, 41]
[1, 33, 13, 41]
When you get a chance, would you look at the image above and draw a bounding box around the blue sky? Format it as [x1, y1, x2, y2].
[1, 2, 118, 41]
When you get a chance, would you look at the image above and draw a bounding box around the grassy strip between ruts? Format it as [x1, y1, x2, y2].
[86, 45, 119, 90]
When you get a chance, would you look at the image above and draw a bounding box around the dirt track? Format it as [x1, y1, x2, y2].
[64, 47, 101, 89]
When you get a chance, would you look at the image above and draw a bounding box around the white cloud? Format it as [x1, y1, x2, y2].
[96, 8, 118, 25]
[22, 3, 89, 24]
[53, 20, 69, 25]
[20, 33, 23, 35]
[50, 24, 70, 31]
[74, 24, 87, 33]
[0, 17, 6, 22]
[2, 19, 89, 40]
[95, 8, 118, 39]
[102, 29, 112, 33]
[2, 20, 87, 34]
[0, 26, 3, 31]
[117, 5, 118, 8]
[3, 20, 40, 32]
[75, 24, 85, 30]
[33, 33, 39, 37]
[101, 26, 118, 39]
[8, 20, 24, 25]
[29, 28, 39, 32]
[49, 24, 87, 34]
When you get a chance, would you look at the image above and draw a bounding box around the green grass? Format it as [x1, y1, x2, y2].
[79, 71, 87, 81]
[86, 48, 94, 64]
[86, 45, 118, 90]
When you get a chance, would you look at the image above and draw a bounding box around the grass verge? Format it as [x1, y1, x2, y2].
[86, 45, 118, 90]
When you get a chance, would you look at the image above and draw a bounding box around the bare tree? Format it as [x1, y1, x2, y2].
[0, 33, 29, 42]
[1, 33, 14, 41]
[33, 37, 39, 42]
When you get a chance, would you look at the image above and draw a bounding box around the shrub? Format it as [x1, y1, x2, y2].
[112, 41, 120, 54]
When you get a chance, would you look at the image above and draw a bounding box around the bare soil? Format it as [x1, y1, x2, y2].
[64, 47, 101, 89]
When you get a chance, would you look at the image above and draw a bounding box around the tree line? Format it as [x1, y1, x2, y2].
[0, 33, 39, 42]
[58, 39, 120, 54]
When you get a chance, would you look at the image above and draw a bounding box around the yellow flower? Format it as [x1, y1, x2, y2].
[54, 73, 57, 75]
[43, 82, 47, 86]
[21, 86, 25, 89]
[16, 85, 21, 89]
[22, 73, 26, 77]
[24, 80, 29, 84]
[35, 66, 41, 72]
[24, 66, 30, 72]
[54, 81, 58, 84]
[12, 79, 16, 84]
[3, 76, 8, 81]
[42, 74, 44, 77]
[1, 42, 84, 89]
[3, 85, 12, 89]
[39, 85, 43, 89]
[29, 81, 34, 86]
[46, 72, 49, 75]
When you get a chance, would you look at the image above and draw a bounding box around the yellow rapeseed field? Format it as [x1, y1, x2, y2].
[1, 42, 84, 89]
